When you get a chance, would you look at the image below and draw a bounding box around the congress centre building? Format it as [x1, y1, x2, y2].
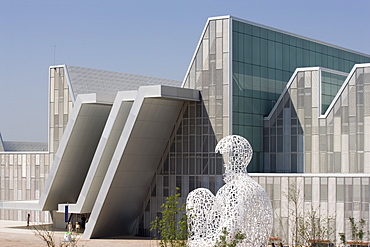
[1, 15, 370, 243]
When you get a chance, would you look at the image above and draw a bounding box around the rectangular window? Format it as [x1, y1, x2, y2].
[244, 35, 252, 64]
[275, 43, 283, 70]
[252, 36, 261, 65]
[268, 40, 276, 68]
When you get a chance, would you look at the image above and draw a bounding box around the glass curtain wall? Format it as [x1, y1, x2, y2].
[141, 17, 230, 237]
[321, 71, 347, 114]
[264, 65, 370, 174]
[232, 19, 370, 172]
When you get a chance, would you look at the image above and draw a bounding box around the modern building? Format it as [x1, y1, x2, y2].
[1, 15, 370, 243]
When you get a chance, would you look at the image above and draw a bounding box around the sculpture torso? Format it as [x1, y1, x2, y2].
[186, 135, 273, 247]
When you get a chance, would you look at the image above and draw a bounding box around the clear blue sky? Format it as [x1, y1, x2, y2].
[1, 0, 369, 143]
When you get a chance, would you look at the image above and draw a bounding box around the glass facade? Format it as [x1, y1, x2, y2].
[251, 174, 370, 245]
[142, 102, 225, 235]
[1, 16, 370, 242]
[264, 65, 370, 173]
[142, 17, 370, 237]
[321, 71, 347, 114]
[232, 19, 370, 172]
[142, 17, 230, 236]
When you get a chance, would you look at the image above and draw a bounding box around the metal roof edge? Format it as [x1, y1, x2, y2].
[231, 16, 370, 58]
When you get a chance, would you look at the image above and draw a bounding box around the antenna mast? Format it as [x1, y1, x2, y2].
[54, 45, 56, 65]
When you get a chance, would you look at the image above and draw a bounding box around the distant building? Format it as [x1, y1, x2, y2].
[1, 16, 370, 243]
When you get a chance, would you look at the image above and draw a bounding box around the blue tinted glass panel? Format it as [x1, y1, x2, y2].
[232, 19, 370, 172]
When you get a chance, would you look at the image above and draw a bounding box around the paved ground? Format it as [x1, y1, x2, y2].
[0, 220, 158, 247]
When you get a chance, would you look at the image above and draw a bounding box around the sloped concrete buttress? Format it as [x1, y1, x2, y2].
[39, 94, 115, 211]
[83, 85, 199, 238]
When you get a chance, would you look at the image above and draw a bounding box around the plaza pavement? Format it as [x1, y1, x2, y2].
[0, 220, 158, 247]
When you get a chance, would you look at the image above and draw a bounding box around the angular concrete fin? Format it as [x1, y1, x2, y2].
[83, 86, 199, 238]
[39, 94, 114, 211]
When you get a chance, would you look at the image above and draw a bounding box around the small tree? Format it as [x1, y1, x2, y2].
[339, 232, 346, 246]
[297, 205, 334, 246]
[281, 181, 303, 246]
[282, 182, 335, 246]
[33, 224, 57, 247]
[349, 217, 366, 242]
[214, 227, 246, 247]
[32, 224, 85, 247]
[150, 188, 188, 247]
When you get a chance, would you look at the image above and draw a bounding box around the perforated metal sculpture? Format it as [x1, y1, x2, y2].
[186, 135, 273, 247]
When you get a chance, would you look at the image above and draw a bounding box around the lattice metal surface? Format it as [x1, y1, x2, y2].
[67, 65, 181, 98]
[187, 135, 273, 246]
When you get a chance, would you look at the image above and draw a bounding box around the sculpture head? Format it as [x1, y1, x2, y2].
[215, 135, 253, 178]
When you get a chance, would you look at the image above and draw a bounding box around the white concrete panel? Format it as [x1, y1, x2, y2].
[312, 177, 320, 203]
[365, 153, 370, 173]
[83, 85, 199, 239]
[336, 202, 345, 234]
[312, 71, 318, 108]
[39, 94, 114, 211]
[64, 91, 136, 214]
[341, 152, 349, 173]
[364, 117, 370, 152]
